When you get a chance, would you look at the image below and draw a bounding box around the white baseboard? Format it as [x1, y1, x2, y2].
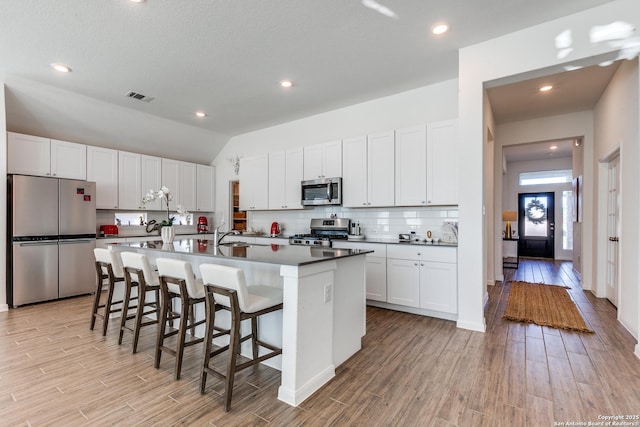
[635, 343, 640, 361]
[278, 364, 335, 406]
[456, 318, 486, 333]
[0, 304, 8, 312]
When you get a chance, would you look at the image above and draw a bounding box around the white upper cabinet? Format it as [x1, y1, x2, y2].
[196, 164, 215, 212]
[342, 136, 367, 207]
[141, 155, 162, 210]
[427, 119, 458, 205]
[161, 158, 180, 211]
[239, 154, 269, 211]
[118, 151, 142, 210]
[180, 161, 197, 212]
[343, 132, 394, 208]
[268, 149, 303, 210]
[87, 146, 119, 209]
[8, 132, 50, 176]
[366, 131, 395, 207]
[50, 139, 86, 180]
[395, 125, 427, 206]
[8, 132, 86, 179]
[303, 140, 342, 180]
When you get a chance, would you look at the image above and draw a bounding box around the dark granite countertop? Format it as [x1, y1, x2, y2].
[111, 239, 372, 267]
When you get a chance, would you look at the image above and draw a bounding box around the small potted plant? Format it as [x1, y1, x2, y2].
[142, 186, 189, 243]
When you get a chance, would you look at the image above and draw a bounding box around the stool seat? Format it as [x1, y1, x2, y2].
[199, 263, 283, 412]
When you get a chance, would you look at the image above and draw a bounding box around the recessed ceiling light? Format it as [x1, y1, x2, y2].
[540, 85, 553, 92]
[195, 111, 207, 118]
[129, 0, 144, 3]
[280, 80, 293, 88]
[50, 63, 72, 73]
[550, 145, 558, 150]
[432, 23, 449, 35]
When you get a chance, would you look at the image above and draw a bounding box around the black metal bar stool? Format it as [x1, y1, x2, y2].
[155, 258, 207, 380]
[91, 248, 126, 336]
[119, 252, 161, 353]
[199, 263, 283, 412]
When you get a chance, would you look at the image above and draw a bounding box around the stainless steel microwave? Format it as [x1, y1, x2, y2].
[301, 177, 342, 206]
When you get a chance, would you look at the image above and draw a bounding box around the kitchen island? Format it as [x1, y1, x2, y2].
[110, 238, 371, 407]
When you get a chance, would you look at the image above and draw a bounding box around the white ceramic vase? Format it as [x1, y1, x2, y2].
[161, 225, 175, 244]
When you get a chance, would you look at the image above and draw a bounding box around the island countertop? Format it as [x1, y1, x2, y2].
[113, 239, 373, 267]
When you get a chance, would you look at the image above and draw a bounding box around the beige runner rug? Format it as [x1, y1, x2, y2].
[503, 281, 594, 333]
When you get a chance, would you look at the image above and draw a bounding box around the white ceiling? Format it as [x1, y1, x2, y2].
[0, 0, 616, 162]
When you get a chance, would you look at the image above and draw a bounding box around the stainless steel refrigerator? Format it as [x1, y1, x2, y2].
[7, 175, 97, 307]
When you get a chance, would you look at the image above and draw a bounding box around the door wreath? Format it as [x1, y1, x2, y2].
[525, 199, 547, 224]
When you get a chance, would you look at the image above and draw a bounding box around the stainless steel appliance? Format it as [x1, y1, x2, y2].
[301, 177, 342, 206]
[289, 218, 350, 247]
[7, 175, 97, 307]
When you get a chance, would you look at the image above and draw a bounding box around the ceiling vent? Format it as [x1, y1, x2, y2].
[125, 91, 154, 103]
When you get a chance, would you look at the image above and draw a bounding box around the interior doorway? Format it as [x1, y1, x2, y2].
[518, 192, 555, 259]
[229, 180, 246, 231]
[605, 155, 620, 306]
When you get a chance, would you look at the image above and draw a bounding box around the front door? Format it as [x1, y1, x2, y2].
[518, 192, 555, 258]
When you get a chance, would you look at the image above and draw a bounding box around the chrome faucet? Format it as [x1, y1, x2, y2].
[214, 227, 239, 247]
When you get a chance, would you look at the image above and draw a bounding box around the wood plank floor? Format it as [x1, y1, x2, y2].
[1, 258, 639, 426]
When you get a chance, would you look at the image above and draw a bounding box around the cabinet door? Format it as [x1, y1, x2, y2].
[303, 144, 323, 180]
[367, 131, 395, 207]
[51, 139, 86, 180]
[161, 158, 180, 211]
[180, 162, 197, 212]
[240, 154, 268, 210]
[366, 256, 387, 302]
[419, 261, 457, 314]
[395, 125, 427, 206]
[87, 146, 119, 209]
[7, 132, 50, 176]
[284, 148, 303, 209]
[118, 151, 142, 210]
[386, 258, 420, 307]
[196, 164, 215, 212]
[322, 140, 342, 178]
[141, 155, 162, 210]
[342, 136, 367, 207]
[268, 151, 286, 210]
[427, 120, 458, 205]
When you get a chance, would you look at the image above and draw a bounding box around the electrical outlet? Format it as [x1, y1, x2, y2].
[324, 283, 332, 302]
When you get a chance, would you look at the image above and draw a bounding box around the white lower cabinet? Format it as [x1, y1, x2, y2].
[387, 245, 457, 315]
[386, 258, 419, 307]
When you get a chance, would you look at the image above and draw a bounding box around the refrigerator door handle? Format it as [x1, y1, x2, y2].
[18, 241, 58, 247]
[59, 240, 93, 244]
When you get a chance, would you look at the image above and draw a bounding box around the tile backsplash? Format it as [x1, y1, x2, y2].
[246, 206, 458, 240]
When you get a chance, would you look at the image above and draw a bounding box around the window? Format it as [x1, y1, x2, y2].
[519, 169, 573, 186]
[562, 190, 574, 250]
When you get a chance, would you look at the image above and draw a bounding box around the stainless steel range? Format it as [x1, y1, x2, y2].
[289, 218, 350, 247]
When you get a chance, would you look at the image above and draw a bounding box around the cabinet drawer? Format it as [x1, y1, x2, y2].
[387, 245, 456, 263]
[331, 241, 387, 257]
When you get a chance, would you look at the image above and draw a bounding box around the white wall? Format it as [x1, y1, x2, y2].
[593, 58, 639, 339]
[484, 92, 497, 293]
[1, 84, 7, 311]
[494, 111, 593, 283]
[459, 0, 640, 333]
[212, 79, 459, 229]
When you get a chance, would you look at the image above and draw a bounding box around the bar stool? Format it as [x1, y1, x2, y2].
[155, 258, 207, 380]
[199, 263, 283, 412]
[91, 248, 126, 336]
[119, 252, 161, 353]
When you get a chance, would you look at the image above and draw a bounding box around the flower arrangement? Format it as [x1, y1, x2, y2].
[142, 186, 190, 227]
